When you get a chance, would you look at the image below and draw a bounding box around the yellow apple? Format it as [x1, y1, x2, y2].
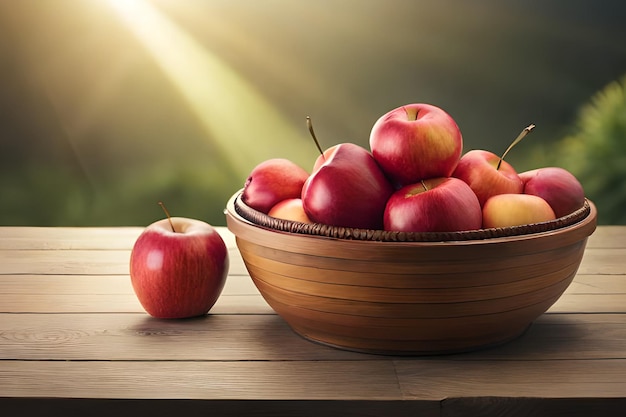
[268, 198, 312, 224]
[482, 194, 556, 228]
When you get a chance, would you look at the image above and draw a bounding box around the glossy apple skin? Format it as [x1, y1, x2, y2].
[482, 194, 556, 228]
[520, 167, 585, 218]
[302, 143, 394, 229]
[452, 149, 523, 206]
[242, 158, 309, 214]
[369, 103, 463, 186]
[130, 217, 229, 319]
[312, 145, 339, 173]
[384, 177, 482, 233]
[268, 198, 312, 223]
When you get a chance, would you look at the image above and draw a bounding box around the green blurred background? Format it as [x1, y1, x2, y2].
[1, 0, 625, 227]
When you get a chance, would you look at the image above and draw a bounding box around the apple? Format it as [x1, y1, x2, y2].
[369, 103, 463, 186]
[384, 177, 482, 233]
[130, 213, 229, 319]
[268, 198, 312, 223]
[301, 143, 394, 229]
[482, 194, 556, 228]
[520, 167, 585, 218]
[311, 144, 338, 173]
[306, 116, 335, 173]
[242, 158, 309, 214]
[452, 149, 524, 206]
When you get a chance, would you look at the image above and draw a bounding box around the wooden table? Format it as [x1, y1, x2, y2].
[1, 225, 625, 416]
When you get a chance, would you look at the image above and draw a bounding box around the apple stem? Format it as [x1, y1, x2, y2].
[420, 179, 429, 191]
[158, 201, 176, 233]
[496, 124, 536, 171]
[403, 106, 417, 121]
[306, 116, 325, 159]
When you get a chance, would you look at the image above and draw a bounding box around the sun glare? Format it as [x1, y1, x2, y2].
[105, 0, 307, 177]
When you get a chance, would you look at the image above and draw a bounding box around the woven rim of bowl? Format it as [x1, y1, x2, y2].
[233, 193, 592, 242]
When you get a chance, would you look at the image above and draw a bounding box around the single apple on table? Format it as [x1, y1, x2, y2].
[268, 198, 312, 223]
[369, 103, 463, 186]
[130, 204, 229, 319]
[242, 158, 309, 214]
[384, 177, 482, 233]
[302, 143, 394, 230]
[482, 194, 556, 228]
[520, 167, 585, 218]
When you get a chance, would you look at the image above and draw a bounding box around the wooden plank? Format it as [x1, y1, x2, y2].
[0, 360, 405, 401]
[0, 274, 259, 295]
[0, 248, 248, 276]
[586, 225, 626, 249]
[0, 313, 624, 362]
[567, 274, 626, 294]
[0, 292, 271, 314]
[549, 294, 626, 313]
[0, 226, 238, 250]
[577, 248, 626, 275]
[0, 250, 132, 275]
[0, 313, 371, 361]
[395, 359, 626, 399]
[0, 274, 267, 314]
[0, 227, 143, 250]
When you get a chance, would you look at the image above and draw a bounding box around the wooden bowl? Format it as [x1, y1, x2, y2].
[225, 191, 597, 355]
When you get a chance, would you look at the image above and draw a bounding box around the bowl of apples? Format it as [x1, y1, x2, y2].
[224, 103, 597, 355]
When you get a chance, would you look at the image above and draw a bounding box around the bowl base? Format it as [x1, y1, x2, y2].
[290, 322, 533, 356]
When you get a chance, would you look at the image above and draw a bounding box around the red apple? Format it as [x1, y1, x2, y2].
[301, 143, 394, 229]
[520, 167, 585, 218]
[130, 217, 229, 319]
[369, 103, 463, 186]
[242, 158, 309, 214]
[311, 144, 338, 173]
[384, 177, 482, 233]
[482, 194, 556, 228]
[452, 149, 524, 206]
[268, 198, 312, 223]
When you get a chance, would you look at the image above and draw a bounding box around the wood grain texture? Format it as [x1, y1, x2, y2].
[0, 226, 238, 250]
[585, 225, 626, 248]
[0, 275, 271, 314]
[1, 313, 623, 361]
[0, 225, 624, 416]
[226, 199, 596, 354]
[0, 314, 365, 361]
[395, 359, 626, 398]
[0, 248, 248, 276]
[0, 360, 403, 400]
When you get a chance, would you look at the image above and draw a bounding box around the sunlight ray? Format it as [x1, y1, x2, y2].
[106, 0, 309, 177]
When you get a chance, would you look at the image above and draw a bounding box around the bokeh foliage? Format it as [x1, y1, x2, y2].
[1, 1, 625, 226]
[527, 74, 626, 224]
